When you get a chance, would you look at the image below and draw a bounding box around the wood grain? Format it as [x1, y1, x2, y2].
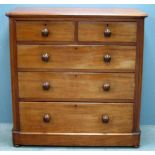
[19, 102, 133, 133]
[13, 131, 140, 146]
[6, 8, 148, 18]
[133, 19, 144, 132]
[16, 21, 75, 41]
[9, 18, 20, 131]
[18, 72, 135, 100]
[78, 22, 137, 42]
[17, 45, 136, 71]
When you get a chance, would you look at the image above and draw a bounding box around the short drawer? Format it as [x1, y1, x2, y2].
[78, 22, 137, 42]
[17, 45, 136, 71]
[16, 21, 75, 41]
[19, 102, 133, 133]
[18, 72, 135, 101]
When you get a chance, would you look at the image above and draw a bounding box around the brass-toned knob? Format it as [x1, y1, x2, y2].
[103, 83, 110, 91]
[104, 54, 111, 63]
[43, 114, 51, 123]
[104, 27, 111, 37]
[42, 53, 49, 62]
[42, 81, 50, 90]
[41, 28, 49, 37]
[102, 114, 109, 123]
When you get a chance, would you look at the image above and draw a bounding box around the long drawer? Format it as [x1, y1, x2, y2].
[19, 102, 133, 133]
[17, 45, 136, 71]
[18, 72, 135, 101]
[16, 21, 75, 41]
[78, 22, 137, 42]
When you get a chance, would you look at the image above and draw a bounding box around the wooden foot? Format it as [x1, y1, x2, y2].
[133, 145, 139, 148]
[13, 144, 20, 147]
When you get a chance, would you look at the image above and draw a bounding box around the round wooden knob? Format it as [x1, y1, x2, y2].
[42, 53, 49, 62]
[104, 27, 111, 37]
[102, 114, 109, 123]
[103, 83, 110, 91]
[41, 28, 49, 37]
[43, 114, 51, 123]
[104, 54, 111, 63]
[42, 81, 50, 90]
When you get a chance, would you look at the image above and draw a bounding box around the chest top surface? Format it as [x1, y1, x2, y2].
[6, 8, 148, 18]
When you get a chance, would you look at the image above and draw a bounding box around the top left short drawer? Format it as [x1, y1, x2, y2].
[16, 21, 75, 42]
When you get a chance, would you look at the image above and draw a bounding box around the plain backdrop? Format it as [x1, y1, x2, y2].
[0, 4, 155, 124]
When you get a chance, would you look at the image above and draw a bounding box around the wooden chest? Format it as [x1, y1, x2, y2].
[6, 8, 147, 147]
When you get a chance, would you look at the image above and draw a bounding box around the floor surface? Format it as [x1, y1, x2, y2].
[0, 123, 155, 151]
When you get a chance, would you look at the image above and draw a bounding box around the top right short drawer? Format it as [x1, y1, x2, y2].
[78, 22, 137, 42]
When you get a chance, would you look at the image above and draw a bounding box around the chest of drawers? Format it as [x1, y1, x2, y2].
[6, 8, 147, 147]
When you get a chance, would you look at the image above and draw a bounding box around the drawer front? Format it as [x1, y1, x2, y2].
[18, 72, 135, 100]
[19, 102, 133, 133]
[18, 45, 136, 71]
[78, 22, 137, 42]
[16, 21, 75, 41]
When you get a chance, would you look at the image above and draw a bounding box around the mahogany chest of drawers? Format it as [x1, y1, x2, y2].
[6, 8, 147, 147]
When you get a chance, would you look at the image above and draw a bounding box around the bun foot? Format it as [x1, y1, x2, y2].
[13, 144, 20, 147]
[133, 145, 139, 148]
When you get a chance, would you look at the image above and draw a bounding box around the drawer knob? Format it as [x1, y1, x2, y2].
[42, 53, 49, 62]
[42, 81, 50, 90]
[104, 54, 111, 63]
[102, 114, 109, 123]
[43, 114, 51, 123]
[104, 26, 111, 37]
[103, 83, 110, 91]
[41, 28, 49, 37]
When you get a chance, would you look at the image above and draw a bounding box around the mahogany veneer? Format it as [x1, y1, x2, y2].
[6, 8, 147, 147]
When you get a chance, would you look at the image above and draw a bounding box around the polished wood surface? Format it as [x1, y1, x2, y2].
[134, 19, 145, 132]
[16, 21, 75, 41]
[6, 8, 148, 18]
[13, 131, 140, 146]
[19, 102, 133, 133]
[18, 72, 135, 100]
[17, 45, 136, 70]
[7, 8, 147, 147]
[9, 19, 20, 131]
[79, 22, 137, 42]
